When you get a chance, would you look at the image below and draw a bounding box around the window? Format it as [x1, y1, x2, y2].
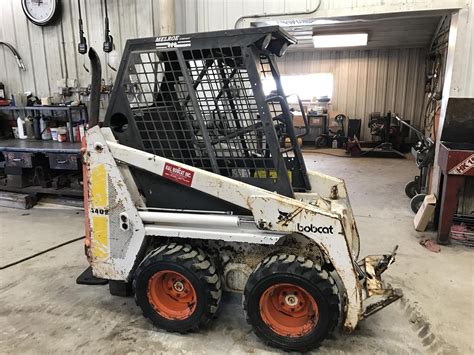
[261, 73, 333, 103]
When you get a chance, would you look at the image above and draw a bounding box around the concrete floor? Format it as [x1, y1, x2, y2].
[1, 152, 473, 354]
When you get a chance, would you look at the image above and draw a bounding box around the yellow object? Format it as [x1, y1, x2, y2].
[254, 169, 292, 182]
[91, 164, 107, 206]
[91, 164, 109, 259]
[92, 216, 108, 259]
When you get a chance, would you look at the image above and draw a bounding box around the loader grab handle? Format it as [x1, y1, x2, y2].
[265, 94, 308, 152]
[287, 94, 310, 138]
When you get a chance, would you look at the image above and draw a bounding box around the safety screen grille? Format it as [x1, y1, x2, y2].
[123, 47, 282, 180]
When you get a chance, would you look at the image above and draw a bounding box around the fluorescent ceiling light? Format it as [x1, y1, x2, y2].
[313, 33, 368, 48]
[253, 19, 341, 27]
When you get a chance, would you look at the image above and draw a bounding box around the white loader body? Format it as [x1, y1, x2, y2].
[84, 126, 400, 332]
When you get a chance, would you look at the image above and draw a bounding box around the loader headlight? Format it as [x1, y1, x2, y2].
[260, 34, 272, 50]
[278, 42, 289, 57]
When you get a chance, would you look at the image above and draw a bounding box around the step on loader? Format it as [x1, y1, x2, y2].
[82, 27, 401, 352]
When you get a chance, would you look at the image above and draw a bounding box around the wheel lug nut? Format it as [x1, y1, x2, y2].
[173, 281, 185, 292]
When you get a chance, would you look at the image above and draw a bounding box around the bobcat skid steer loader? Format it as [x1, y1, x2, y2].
[82, 27, 401, 352]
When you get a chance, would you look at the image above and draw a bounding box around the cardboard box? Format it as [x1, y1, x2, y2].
[292, 114, 305, 127]
[293, 115, 325, 127]
[414, 194, 437, 231]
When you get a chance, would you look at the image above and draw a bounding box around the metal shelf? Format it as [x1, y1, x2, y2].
[0, 139, 81, 154]
[0, 105, 88, 143]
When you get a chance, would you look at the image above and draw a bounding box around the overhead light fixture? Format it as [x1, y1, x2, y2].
[312, 33, 368, 48]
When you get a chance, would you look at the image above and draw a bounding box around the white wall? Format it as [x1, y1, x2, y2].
[448, 1, 473, 98]
[279, 48, 425, 139]
[0, 0, 164, 98]
[175, 0, 466, 33]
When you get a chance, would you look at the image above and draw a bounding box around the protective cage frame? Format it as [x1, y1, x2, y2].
[104, 26, 311, 212]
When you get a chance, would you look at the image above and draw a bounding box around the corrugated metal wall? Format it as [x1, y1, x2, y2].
[0, 0, 161, 99]
[174, 0, 462, 33]
[278, 48, 426, 139]
[1, 0, 427, 135]
[176, 0, 323, 33]
[175, 0, 428, 135]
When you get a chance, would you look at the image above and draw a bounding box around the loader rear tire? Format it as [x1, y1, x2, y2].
[243, 254, 340, 352]
[133, 243, 222, 333]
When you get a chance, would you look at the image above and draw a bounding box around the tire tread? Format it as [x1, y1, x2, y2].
[133, 243, 221, 333]
[243, 253, 340, 352]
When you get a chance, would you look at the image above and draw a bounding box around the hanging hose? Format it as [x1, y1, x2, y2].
[102, 0, 114, 53]
[234, 0, 321, 29]
[0, 236, 84, 270]
[77, 0, 88, 54]
[0, 42, 26, 70]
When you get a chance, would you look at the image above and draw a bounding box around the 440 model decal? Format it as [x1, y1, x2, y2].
[155, 35, 191, 49]
[90, 207, 109, 215]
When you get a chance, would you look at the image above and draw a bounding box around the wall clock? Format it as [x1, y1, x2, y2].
[22, 0, 61, 26]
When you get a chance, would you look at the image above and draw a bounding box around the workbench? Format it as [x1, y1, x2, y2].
[0, 105, 87, 197]
[0, 105, 88, 143]
[0, 139, 81, 153]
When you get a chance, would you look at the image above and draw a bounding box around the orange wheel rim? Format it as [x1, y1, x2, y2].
[147, 270, 197, 320]
[259, 283, 319, 337]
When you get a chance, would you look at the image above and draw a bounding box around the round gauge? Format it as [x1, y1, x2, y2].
[22, 0, 61, 26]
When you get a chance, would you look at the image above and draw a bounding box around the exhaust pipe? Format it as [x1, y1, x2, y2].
[88, 47, 101, 128]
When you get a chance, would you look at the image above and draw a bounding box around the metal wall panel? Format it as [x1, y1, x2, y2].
[0, 0, 432, 136]
[0, 0, 160, 99]
[278, 48, 426, 139]
[175, 0, 463, 33]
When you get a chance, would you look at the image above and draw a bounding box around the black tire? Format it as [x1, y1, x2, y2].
[411, 193, 426, 213]
[315, 136, 328, 148]
[133, 243, 222, 333]
[405, 180, 417, 198]
[243, 254, 340, 352]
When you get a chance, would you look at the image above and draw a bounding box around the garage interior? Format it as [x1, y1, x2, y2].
[0, 0, 473, 354]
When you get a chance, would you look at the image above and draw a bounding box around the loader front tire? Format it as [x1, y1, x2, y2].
[133, 243, 222, 333]
[243, 254, 340, 352]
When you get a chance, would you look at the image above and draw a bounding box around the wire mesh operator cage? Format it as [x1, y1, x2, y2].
[104, 26, 311, 212]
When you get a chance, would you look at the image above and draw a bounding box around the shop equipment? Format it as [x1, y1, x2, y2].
[81, 27, 400, 352]
[0, 105, 88, 196]
[400, 119, 435, 213]
[360, 111, 407, 158]
[0, 42, 26, 71]
[102, 0, 114, 53]
[294, 110, 327, 146]
[315, 113, 347, 148]
[0, 82, 8, 106]
[77, 0, 87, 54]
[436, 98, 474, 245]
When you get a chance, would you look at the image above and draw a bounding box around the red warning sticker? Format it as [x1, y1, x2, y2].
[448, 154, 474, 175]
[163, 162, 194, 187]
